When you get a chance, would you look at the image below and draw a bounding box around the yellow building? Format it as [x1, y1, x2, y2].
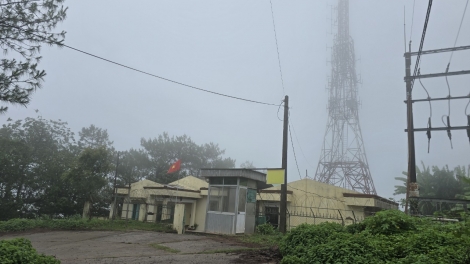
[110, 171, 397, 234]
[112, 176, 208, 234]
[257, 178, 398, 230]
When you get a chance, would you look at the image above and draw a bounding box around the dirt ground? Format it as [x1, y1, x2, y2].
[0, 230, 281, 264]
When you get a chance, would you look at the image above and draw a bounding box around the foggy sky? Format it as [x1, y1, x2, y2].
[2, 0, 470, 200]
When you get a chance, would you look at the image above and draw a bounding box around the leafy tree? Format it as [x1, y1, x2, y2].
[116, 148, 152, 185]
[0, 0, 67, 113]
[65, 147, 112, 218]
[0, 116, 78, 217]
[395, 162, 469, 215]
[78, 124, 113, 150]
[140, 132, 235, 183]
[0, 138, 31, 220]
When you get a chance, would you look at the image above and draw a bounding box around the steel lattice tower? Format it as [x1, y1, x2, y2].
[314, 0, 376, 195]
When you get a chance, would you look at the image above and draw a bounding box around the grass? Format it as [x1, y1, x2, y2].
[198, 247, 265, 254]
[149, 243, 181, 253]
[0, 217, 175, 233]
[236, 232, 283, 247]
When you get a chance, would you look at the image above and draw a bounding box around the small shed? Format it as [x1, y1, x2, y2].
[201, 168, 266, 235]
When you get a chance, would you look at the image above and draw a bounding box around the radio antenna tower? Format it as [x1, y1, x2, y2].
[314, 0, 376, 195]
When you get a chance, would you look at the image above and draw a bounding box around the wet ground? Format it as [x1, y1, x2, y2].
[1, 230, 280, 263]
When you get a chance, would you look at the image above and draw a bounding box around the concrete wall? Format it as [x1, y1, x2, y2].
[173, 203, 185, 234]
[194, 196, 207, 232]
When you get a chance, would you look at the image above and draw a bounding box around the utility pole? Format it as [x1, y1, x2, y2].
[279, 95, 288, 233]
[111, 151, 120, 220]
[404, 44, 470, 215]
[404, 48, 417, 215]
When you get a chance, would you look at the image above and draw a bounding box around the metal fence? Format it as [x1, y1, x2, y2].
[256, 205, 364, 231]
[409, 197, 470, 218]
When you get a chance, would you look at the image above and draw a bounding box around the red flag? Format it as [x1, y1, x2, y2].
[167, 160, 181, 174]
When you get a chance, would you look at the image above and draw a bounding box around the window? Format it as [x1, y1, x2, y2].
[224, 177, 238, 185]
[239, 178, 248, 186]
[209, 186, 222, 211]
[209, 177, 238, 185]
[209, 178, 223, 185]
[208, 186, 237, 213]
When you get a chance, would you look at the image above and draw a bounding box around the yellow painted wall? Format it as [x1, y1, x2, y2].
[173, 203, 185, 234]
[194, 196, 207, 232]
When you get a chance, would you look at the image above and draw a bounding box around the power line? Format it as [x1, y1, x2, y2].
[289, 118, 317, 170]
[411, 0, 433, 91]
[62, 44, 278, 107]
[409, 0, 416, 44]
[269, 0, 286, 95]
[288, 123, 302, 179]
[449, 0, 469, 64]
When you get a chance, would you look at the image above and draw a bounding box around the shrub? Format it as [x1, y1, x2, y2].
[0, 238, 60, 264]
[279, 210, 470, 264]
[360, 210, 418, 235]
[256, 223, 276, 235]
[280, 222, 345, 257]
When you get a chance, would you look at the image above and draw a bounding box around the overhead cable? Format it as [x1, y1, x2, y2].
[290, 118, 317, 170]
[411, 0, 433, 91]
[409, 0, 416, 43]
[269, 0, 286, 95]
[62, 44, 278, 106]
[288, 123, 302, 179]
[449, 0, 469, 63]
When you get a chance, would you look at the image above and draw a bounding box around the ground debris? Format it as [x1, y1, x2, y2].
[231, 246, 282, 264]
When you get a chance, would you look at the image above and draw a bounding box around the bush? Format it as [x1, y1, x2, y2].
[360, 210, 419, 235]
[256, 223, 276, 235]
[280, 222, 345, 257]
[0, 217, 174, 233]
[279, 210, 470, 264]
[0, 238, 60, 264]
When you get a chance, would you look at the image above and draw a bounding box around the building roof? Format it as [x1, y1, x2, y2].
[200, 168, 266, 182]
[168, 175, 208, 191]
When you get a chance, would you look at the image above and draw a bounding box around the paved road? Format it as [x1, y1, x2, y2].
[1, 231, 246, 263]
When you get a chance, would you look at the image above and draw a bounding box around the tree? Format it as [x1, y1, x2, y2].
[140, 133, 235, 183]
[394, 162, 469, 215]
[78, 124, 113, 150]
[0, 0, 67, 113]
[65, 147, 112, 218]
[0, 116, 77, 218]
[240, 160, 255, 169]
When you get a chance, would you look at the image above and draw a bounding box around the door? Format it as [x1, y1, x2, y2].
[236, 188, 247, 233]
[265, 206, 279, 228]
[132, 204, 140, 220]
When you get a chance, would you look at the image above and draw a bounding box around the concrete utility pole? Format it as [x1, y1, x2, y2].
[404, 44, 470, 214]
[279, 95, 288, 233]
[404, 49, 416, 215]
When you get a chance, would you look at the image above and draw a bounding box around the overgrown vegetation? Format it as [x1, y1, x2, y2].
[280, 210, 470, 264]
[0, 116, 235, 220]
[395, 162, 470, 214]
[0, 217, 174, 233]
[236, 223, 283, 247]
[0, 238, 60, 264]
